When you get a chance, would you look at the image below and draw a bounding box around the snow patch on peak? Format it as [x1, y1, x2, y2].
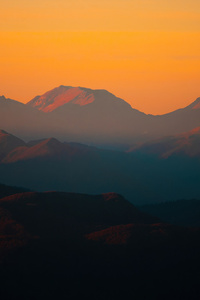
[27, 86, 95, 112]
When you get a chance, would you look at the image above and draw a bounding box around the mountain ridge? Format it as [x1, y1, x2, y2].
[1, 130, 200, 204]
[128, 126, 200, 158]
[2, 88, 200, 117]
[1, 86, 200, 149]
[26, 86, 200, 116]
[27, 85, 134, 113]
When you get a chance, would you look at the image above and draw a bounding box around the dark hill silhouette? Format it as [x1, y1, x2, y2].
[0, 182, 29, 199]
[139, 199, 200, 227]
[86, 222, 192, 246]
[0, 191, 157, 239]
[0, 189, 158, 263]
[0, 188, 200, 300]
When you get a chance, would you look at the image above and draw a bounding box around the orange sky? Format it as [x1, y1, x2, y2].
[0, 0, 200, 114]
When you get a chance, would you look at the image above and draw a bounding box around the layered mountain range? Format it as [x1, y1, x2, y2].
[129, 126, 200, 158]
[1, 86, 200, 299]
[1, 86, 200, 148]
[0, 86, 200, 203]
[0, 129, 200, 204]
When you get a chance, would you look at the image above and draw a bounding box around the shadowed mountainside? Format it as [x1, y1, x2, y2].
[146, 97, 200, 137]
[0, 191, 157, 238]
[1, 137, 96, 163]
[139, 199, 200, 227]
[0, 187, 200, 300]
[129, 127, 200, 158]
[0, 130, 200, 204]
[0, 129, 25, 160]
[0, 130, 163, 204]
[0, 182, 29, 199]
[0, 95, 52, 141]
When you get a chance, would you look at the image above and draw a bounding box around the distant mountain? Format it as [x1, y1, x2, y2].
[27, 86, 150, 147]
[28, 86, 97, 112]
[129, 127, 200, 158]
[27, 86, 200, 147]
[27, 85, 135, 112]
[0, 182, 29, 199]
[1, 87, 200, 148]
[148, 97, 200, 137]
[0, 95, 53, 141]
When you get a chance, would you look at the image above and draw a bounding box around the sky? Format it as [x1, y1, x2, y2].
[0, 0, 200, 114]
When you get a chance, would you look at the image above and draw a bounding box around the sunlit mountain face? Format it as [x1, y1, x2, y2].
[27, 86, 96, 112]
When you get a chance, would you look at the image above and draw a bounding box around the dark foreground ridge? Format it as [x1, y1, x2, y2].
[0, 185, 200, 300]
[140, 199, 200, 227]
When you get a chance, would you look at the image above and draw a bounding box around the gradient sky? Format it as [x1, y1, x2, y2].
[0, 0, 200, 114]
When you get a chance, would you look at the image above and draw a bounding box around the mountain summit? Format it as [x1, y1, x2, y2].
[28, 86, 95, 112]
[26, 85, 149, 146]
[27, 85, 133, 113]
[1, 86, 200, 148]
